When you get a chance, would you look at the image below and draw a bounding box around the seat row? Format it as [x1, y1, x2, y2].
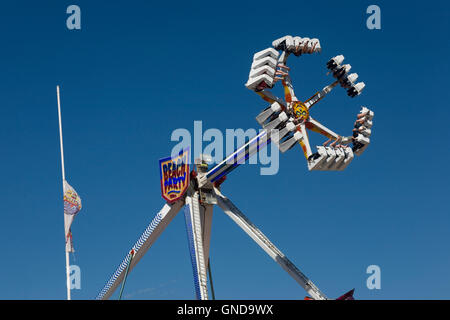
[352, 107, 374, 156]
[327, 55, 365, 97]
[308, 146, 354, 171]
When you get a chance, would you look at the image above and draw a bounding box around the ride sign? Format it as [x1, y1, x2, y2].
[159, 148, 190, 203]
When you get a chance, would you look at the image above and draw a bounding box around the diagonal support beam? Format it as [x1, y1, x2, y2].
[96, 200, 184, 300]
[202, 205, 214, 270]
[184, 192, 211, 300]
[214, 188, 328, 300]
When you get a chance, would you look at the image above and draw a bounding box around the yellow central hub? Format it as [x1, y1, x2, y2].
[292, 102, 309, 121]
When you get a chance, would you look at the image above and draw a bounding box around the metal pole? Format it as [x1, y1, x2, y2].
[57, 85, 71, 300]
[57, 86, 66, 182]
[207, 258, 215, 300]
[118, 250, 135, 300]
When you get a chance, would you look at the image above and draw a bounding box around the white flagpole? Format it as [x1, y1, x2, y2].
[57, 85, 71, 300]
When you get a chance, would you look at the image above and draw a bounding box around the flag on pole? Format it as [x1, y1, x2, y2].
[63, 180, 82, 252]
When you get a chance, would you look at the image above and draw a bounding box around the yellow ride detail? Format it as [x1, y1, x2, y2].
[292, 101, 309, 121]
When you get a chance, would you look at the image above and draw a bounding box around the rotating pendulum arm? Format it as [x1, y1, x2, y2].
[214, 188, 328, 300]
[96, 200, 184, 300]
[205, 129, 271, 185]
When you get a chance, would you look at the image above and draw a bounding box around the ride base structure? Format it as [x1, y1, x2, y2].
[96, 35, 374, 301]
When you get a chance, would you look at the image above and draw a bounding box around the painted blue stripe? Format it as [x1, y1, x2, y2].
[206, 137, 255, 178]
[210, 135, 272, 182]
[206, 131, 267, 179]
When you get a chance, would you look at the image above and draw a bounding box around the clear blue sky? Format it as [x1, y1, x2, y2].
[0, 0, 449, 300]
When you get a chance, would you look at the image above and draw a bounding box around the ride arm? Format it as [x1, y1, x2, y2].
[256, 89, 287, 107]
[96, 200, 184, 300]
[304, 80, 339, 110]
[305, 117, 341, 141]
[298, 123, 313, 160]
[214, 188, 328, 300]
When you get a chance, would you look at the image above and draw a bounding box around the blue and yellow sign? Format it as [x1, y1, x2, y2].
[159, 148, 190, 203]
